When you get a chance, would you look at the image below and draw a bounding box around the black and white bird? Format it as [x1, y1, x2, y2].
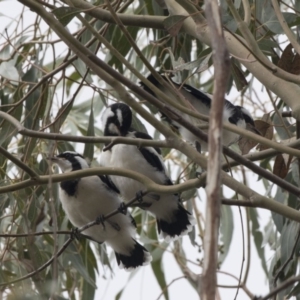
[140, 74, 257, 151]
[51, 151, 151, 270]
[100, 103, 195, 241]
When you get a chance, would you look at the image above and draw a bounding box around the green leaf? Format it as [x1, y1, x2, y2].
[151, 258, 169, 300]
[219, 204, 233, 263]
[230, 58, 248, 91]
[287, 282, 300, 299]
[97, 243, 113, 272]
[272, 187, 288, 233]
[222, 8, 237, 32]
[291, 160, 300, 186]
[249, 208, 268, 276]
[52, 100, 74, 133]
[262, 2, 297, 35]
[163, 15, 187, 37]
[22, 66, 40, 130]
[72, 58, 93, 84]
[280, 221, 300, 276]
[65, 249, 97, 288]
[82, 241, 97, 300]
[258, 39, 280, 55]
[66, 71, 81, 97]
[131, 113, 148, 134]
[83, 101, 95, 161]
[107, 27, 139, 71]
[52, 7, 82, 27]
[273, 112, 295, 140]
[0, 60, 19, 82]
[147, 217, 169, 300]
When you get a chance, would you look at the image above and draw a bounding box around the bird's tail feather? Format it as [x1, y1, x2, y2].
[157, 204, 195, 241]
[115, 240, 152, 270]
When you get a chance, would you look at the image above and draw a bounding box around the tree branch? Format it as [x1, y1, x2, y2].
[257, 274, 300, 300]
[0, 110, 167, 148]
[202, 0, 230, 298]
[0, 146, 39, 178]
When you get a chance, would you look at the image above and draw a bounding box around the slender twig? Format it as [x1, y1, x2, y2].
[257, 274, 300, 300]
[0, 110, 167, 147]
[155, 276, 187, 300]
[48, 159, 58, 296]
[0, 231, 71, 237]
[217, 270, 254, 299]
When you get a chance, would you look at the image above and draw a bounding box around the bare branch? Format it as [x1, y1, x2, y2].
[0, 110, 167, 148]
[202, 0, 230, 298]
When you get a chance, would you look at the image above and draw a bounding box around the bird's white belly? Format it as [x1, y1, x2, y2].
[59, 176, 129, 242]
[104, 145, 179, 219]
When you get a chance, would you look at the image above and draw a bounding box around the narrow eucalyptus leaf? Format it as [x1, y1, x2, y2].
[219, 204, 233, 263]
[84, 102, 95, 161]
[163, 15, 187, 37]
[52, 7, 82, 27]
[249, 208, 268, 276]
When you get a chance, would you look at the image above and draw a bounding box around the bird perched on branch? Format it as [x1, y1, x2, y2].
[140, 73, 257, 152]
[100, 103, 195, 241]
[50, 151, 151, 270]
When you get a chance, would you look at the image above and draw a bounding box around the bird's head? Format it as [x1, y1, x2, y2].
[101, 103, 132, 137]
[49, 151, 89, 173]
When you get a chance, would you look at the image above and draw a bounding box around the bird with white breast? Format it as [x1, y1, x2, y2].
[100, 103, 195, 241]
[51, 151, 151, 270]
[140, 73, 257, 152]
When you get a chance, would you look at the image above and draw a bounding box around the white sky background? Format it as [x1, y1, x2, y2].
[0, 1, 278, 299]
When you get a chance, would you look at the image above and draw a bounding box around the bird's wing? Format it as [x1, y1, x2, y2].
[98, 174, 120, 194]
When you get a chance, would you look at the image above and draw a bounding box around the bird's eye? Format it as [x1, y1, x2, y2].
[61, 153, 70, 159]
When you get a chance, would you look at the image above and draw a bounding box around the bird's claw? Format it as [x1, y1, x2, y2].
[136, 190, 144, 203]
[118, 202, 127, 215]
[70, 227, 81, 240]
[95, 215, 106, 230]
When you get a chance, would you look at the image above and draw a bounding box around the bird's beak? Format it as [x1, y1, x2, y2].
[246, 123, 262, 136]
[47, 155, 59, 162]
